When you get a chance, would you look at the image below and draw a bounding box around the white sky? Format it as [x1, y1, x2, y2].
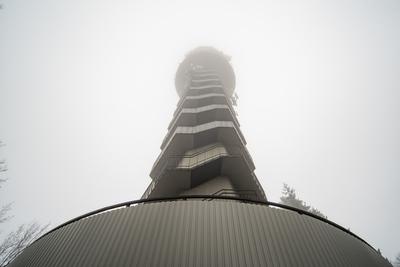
[1, 0, 399, 261]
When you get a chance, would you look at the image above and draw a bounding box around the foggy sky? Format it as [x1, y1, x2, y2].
[0, 0, 399, 260]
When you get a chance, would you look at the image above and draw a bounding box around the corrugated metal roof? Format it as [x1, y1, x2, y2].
[10, 200, 390, 267]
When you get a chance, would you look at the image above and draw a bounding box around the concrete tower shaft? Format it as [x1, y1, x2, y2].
[142, 47, 266, 201]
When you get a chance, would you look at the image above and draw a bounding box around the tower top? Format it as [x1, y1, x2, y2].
[175, 47, 236, 97]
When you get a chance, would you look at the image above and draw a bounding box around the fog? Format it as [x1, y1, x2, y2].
[0, 0, 399, 260]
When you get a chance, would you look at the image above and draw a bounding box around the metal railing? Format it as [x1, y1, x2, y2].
[150, 143, 229, 180]
[212, 188, 259, 200]
[164, 105, 241, 146]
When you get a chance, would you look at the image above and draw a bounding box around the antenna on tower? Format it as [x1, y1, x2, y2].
[231, 92, 239, 106]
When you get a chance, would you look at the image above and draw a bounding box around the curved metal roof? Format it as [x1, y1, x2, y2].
[10, 197, 390, 267]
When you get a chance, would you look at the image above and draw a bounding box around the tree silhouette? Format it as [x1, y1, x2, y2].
[280, 183, 327, 219]
[0, 222, 48, 266]
[0, 142, 49, 266]
[394, 252, 400, 267]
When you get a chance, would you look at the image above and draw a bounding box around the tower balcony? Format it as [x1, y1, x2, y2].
[152, 121, 252, 176]
[173, 93, 234, 117]
[145, 143, 265, 200]
[166, 104, 240, 140]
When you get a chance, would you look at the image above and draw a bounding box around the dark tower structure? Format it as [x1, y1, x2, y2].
[142, 47, 266, 201]
[10, 47, 391, 267]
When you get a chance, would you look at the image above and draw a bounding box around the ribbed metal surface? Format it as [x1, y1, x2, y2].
[10, 200, 390, 267]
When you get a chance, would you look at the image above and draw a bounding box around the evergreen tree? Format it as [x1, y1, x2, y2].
[394, 252, 400, 267]
[280, 183, 327, 219]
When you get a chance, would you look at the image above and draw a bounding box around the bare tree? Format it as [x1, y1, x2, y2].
[0, 143, 11, 225]
[0, 202, 12, 225]
[280, 183, 327, 219]
[0, 222, 49, 266]
[0, 141, 7, 178]
[0, 142, 49, 266]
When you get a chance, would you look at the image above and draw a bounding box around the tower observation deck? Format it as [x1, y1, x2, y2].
[10, 47, 391, 267]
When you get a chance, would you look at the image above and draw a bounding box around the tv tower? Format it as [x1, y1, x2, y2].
[142, 47, 266, 201]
